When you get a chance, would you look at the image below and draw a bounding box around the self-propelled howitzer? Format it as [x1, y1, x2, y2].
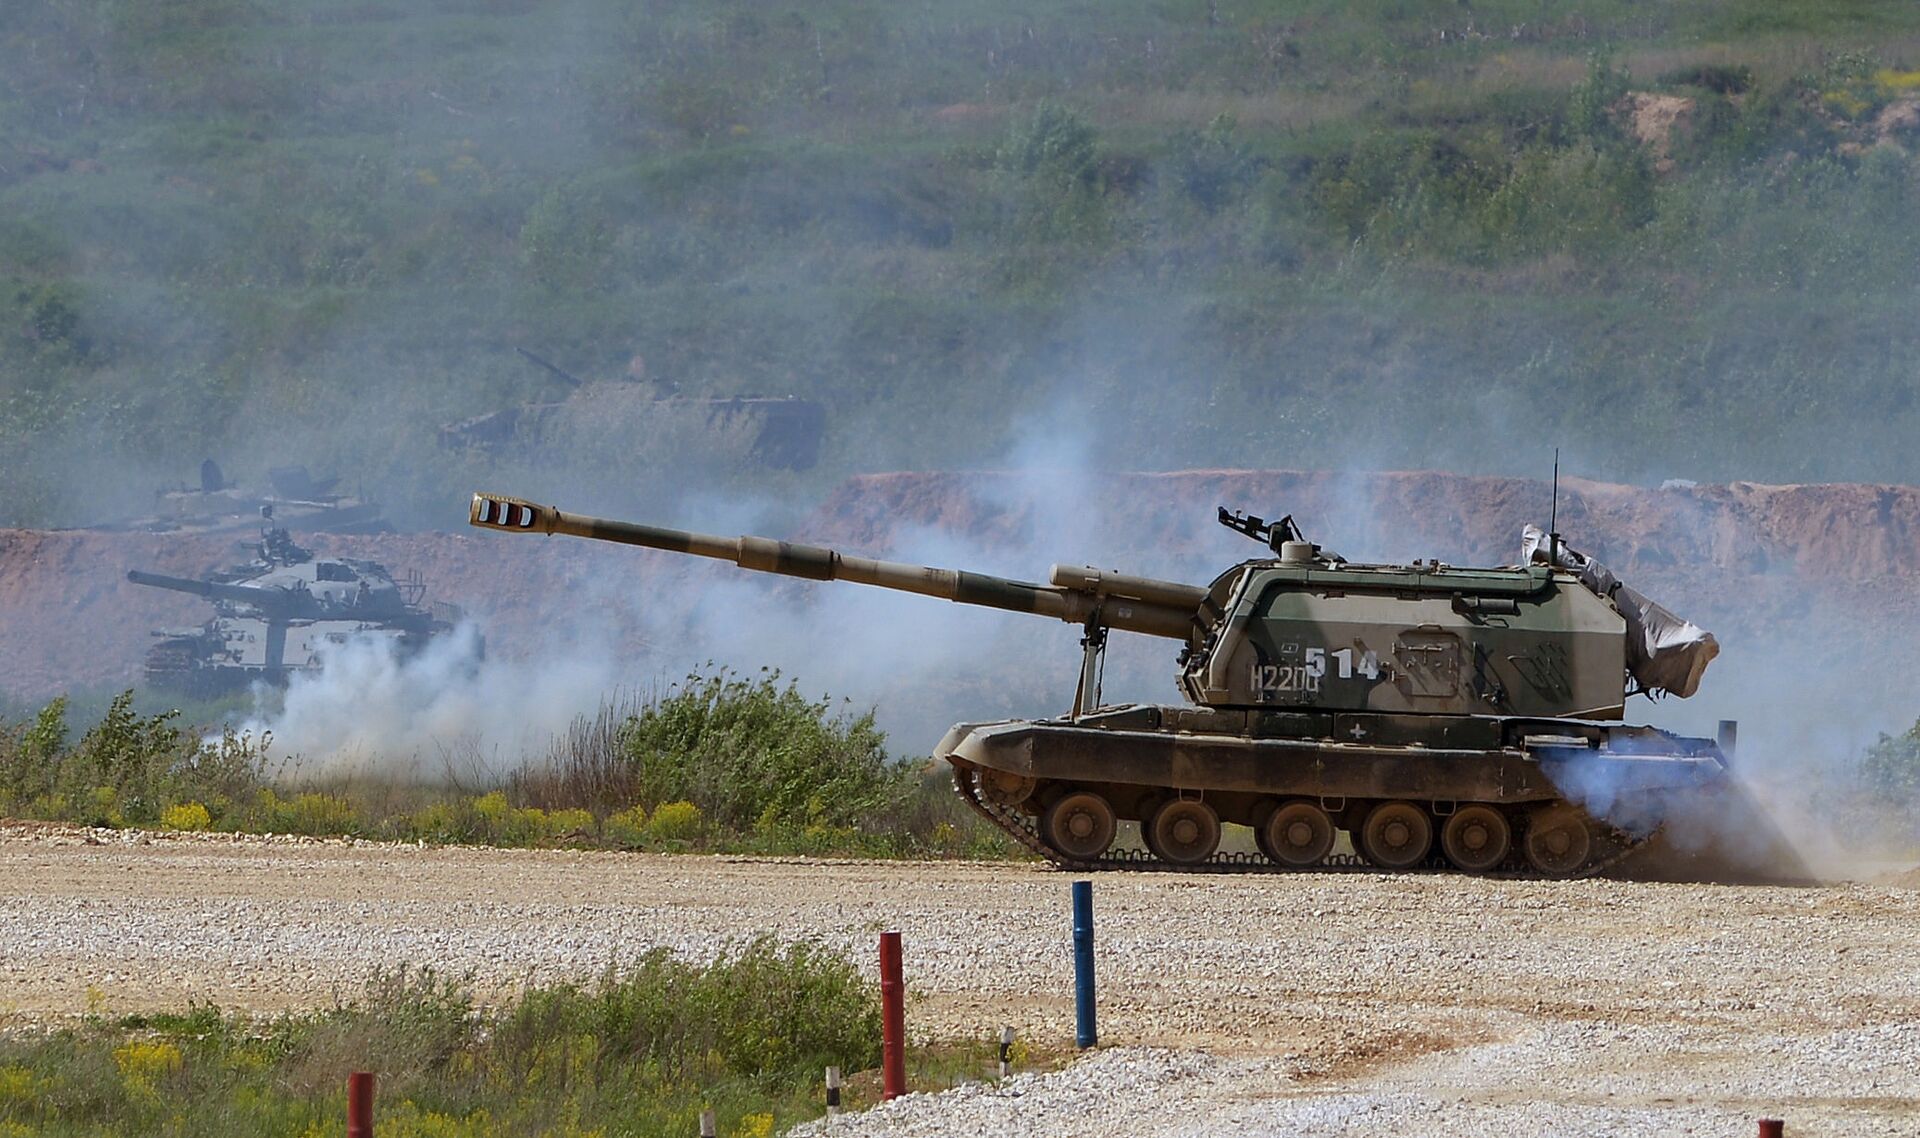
[469, 492, 1801, 880]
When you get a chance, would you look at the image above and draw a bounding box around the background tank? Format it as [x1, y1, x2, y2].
[93, 461, 390, 535]
[438, 348, 826, 471]
[465, 492, 1803, 881]
[127, 520, 460, 697]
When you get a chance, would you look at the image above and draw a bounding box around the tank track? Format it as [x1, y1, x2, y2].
[953, 768, 1649, 880]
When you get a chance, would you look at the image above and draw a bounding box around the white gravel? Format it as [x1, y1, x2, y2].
[790, 1049, 1295, 1138]
[796, 1022, 1920, 1138]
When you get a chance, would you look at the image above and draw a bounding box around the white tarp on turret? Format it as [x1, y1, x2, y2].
[1522, 525, 1719, 699]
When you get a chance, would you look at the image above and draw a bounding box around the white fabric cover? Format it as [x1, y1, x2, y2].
[1522, 525, 1719, 699]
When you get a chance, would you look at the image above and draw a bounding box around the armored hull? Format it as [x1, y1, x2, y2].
[942, 709, 1732, 876]
[141, 616, 447, 697]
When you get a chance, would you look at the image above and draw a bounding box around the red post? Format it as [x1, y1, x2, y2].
[1757, 1121, 1784, 1138]
[347, 1071, 375, 1138]
[879, 931, 906, 1101]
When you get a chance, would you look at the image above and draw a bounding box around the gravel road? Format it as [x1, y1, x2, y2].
[4, 824, 1918, 1135]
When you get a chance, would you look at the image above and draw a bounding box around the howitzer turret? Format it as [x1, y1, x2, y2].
[468, 491, 1804, 882]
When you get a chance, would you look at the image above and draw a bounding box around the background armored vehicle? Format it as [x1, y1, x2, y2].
[467, 492, 1801, 880]
[96, 461, 389, 535]
[438, 349, 825, 471]
[127, 520, 458, 696]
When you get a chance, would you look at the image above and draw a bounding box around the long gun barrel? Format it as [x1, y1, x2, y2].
[469, 493, 1205, 639]
[126, 569, 290, 609]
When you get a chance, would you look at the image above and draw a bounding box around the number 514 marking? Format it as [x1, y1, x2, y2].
[1307, 647, 1380, 680]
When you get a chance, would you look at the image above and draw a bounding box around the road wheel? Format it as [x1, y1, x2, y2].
[1258, 800, 1336, 868]
[1440, 805, 1512, 873]
[975, 768, 1037, 808]
[1145, 799, 1221, 866]
[1523, 806, 1593, 876]
[1358, 800, 1433, 870]
[1042, 791, 1117, 861]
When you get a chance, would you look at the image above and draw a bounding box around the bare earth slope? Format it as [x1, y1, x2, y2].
[2, 470, 1917, 700]
[3, 827, 1917, 1135]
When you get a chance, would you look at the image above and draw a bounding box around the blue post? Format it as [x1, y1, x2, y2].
[1072, 879, 1096, 1048]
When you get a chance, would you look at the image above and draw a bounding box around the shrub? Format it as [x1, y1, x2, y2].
[1858, 718, 1920, 808]
[519, 183, 611, 289]
[544, 807, 595, 838]
[1660, 63, 1754, 95]
[646, 800, 702, 842]
[1568, 52, 1633, 144]
[0, 696, 66, 811]
[262, 790, 359, 836]
[620, 669, 908, 833]
[284, 965, 479, 1097]
[992, 101, 1114, 245]
[1876, 68, 1920, 93]
[998, 101, 1100, 185]
[83, 785, 123, 828]
[111, 1039, 184, 1085]
[489, 937, 878, 1090]
[0, 1065, 40, 1111]
[60, 693, 187, 826]
[177, 727, 272, 809]
[22, 697, 67, 766]
[1, 280, 93, 363]
[1477, 143, 1656, 257]
[511, 692, 647, 816]
[604, 803, 649, 847]
[1309, 130, 1500, 249]
[1162, 113, 1264, 215]
[160, 801, 212, 831]
[464, 791, 587, 846]
[406, 798, 481, 844]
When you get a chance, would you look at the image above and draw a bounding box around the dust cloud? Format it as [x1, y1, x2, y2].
[241, 622, 618, 781]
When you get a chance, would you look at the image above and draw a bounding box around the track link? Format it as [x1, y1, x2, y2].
[952, 766, 1649, 880]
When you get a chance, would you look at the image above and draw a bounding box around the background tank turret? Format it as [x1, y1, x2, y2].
[466, 492, 1800, 881]
[438, 348, 826, 471]
[90, 462, 391, 535]
[126, 521, 460, 696]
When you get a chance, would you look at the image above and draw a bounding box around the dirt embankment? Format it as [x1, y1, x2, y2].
[1, 470, 1916, 701]
[811, 470, 1920, 581]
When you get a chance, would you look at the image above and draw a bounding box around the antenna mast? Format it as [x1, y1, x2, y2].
[1548, 448, 1560, 563]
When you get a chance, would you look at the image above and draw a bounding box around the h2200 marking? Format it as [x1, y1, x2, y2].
[1254, 663, 1321, 696]
[1255, 646, 1382, 701]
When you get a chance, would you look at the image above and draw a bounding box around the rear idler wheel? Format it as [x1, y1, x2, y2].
[1440, 805, 1512, 873]
[1145, 799, 1222, 866]
[1042, 791, 1118, 861]
[1359, 800, 1433, 870]
[1258, 800, 1336, 868]
[1523, 805, 1594, 877]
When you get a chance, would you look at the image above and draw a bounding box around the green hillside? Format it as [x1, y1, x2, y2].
[3, 1, 1919, 526]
